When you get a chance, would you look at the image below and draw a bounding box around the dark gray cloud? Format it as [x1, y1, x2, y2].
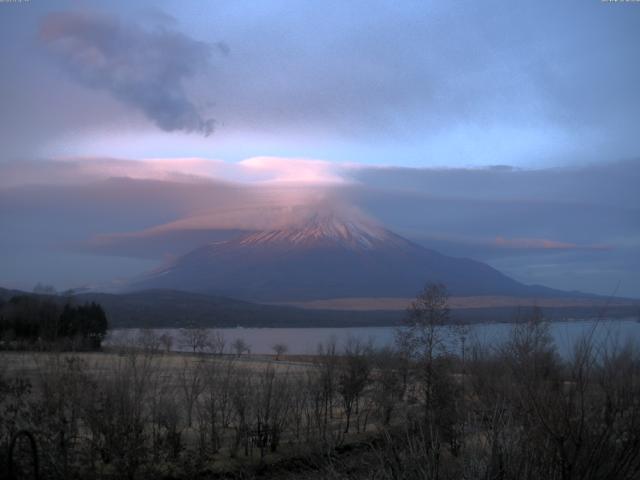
[1, 1, 638, 165]
[339, 160, 640, 297]
[346, 159, 640, 210]
[195, 0, 640, 161]
[39, 11, 216, 136]
[343, 159, 640, 255]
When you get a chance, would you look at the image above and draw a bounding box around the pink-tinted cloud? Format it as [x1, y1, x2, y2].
[0, 157, 229, 187]
[238, 156, 349, 184]
[0, 156, 352, 187]
[77, 157, 229, 182]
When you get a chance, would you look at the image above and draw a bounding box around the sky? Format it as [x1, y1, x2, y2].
[0, 0, 639, 297]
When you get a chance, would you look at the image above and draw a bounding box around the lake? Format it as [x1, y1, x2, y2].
[106, 318, 640, 358]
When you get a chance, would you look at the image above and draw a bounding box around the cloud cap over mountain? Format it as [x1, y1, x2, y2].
[0, 1, 639, 298]
[1, 157, 638, 298]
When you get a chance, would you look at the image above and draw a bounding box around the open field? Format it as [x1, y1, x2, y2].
[0, 350, 313, 380]
[0, 343, 394, 479]
[3, 316, 640, 479]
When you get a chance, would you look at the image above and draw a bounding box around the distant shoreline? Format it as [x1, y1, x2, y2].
[270, 295, 639, 311]
[105, 318, 640, 357]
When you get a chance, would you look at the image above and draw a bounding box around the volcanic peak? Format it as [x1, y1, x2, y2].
[234, 210, 401, 250]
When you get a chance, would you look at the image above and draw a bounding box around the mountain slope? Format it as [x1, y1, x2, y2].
[129, 210, 571, 302]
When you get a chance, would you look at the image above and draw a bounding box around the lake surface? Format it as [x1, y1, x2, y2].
[106, 318, 640, 358]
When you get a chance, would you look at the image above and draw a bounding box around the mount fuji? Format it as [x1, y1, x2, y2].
[128, 209, 568, 302]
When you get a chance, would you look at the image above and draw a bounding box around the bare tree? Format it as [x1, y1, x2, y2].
[397, 283, 450, 415]
[232, 338, 250, 357]
[272, 343, 288, 360]
[136, 328, 161, 353]
[210, 330, 226, 355]
[252, 365, 292, 457]
[179, 358, 205, 428]
[338, 337, 372, 433]
[229, 368, 253, 458]
[198, 357, 236, 454]
[180, 327, 211, 354]
[371, 346, 407, 426]
[313, 338, 341, 445]
[158, 332, 173, 353]
[289, 374, 310, 441]
[80, 351, 157, 479]
[398, 282, 450, 360]
[393, 282, 464, 463]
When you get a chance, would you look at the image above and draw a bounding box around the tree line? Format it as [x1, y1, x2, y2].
[0, 294, 108, 350]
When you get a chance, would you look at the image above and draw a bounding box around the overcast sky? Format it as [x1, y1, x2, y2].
[0, 0, 639, 297]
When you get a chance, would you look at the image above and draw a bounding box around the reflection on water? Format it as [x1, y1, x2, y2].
[106, 318, 640, 357]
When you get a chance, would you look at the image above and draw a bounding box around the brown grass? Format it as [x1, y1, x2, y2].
[271, 295, 636, 311]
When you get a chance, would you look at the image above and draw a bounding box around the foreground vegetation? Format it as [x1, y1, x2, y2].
[2, 285, 640, 479]
[0, 295, 108, 351]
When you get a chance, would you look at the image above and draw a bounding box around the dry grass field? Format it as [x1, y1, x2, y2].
[3, 314, 640, 480]
[0, 350, 313, 379]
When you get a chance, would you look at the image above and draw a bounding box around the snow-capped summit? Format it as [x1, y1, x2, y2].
[130, 206, 563, 302]
[235, 210, 405, 251]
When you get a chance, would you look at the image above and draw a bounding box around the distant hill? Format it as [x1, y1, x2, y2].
[1, 287, 637, 328]
[0, 287, 399, 328]
[75, 289, 401, 328]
